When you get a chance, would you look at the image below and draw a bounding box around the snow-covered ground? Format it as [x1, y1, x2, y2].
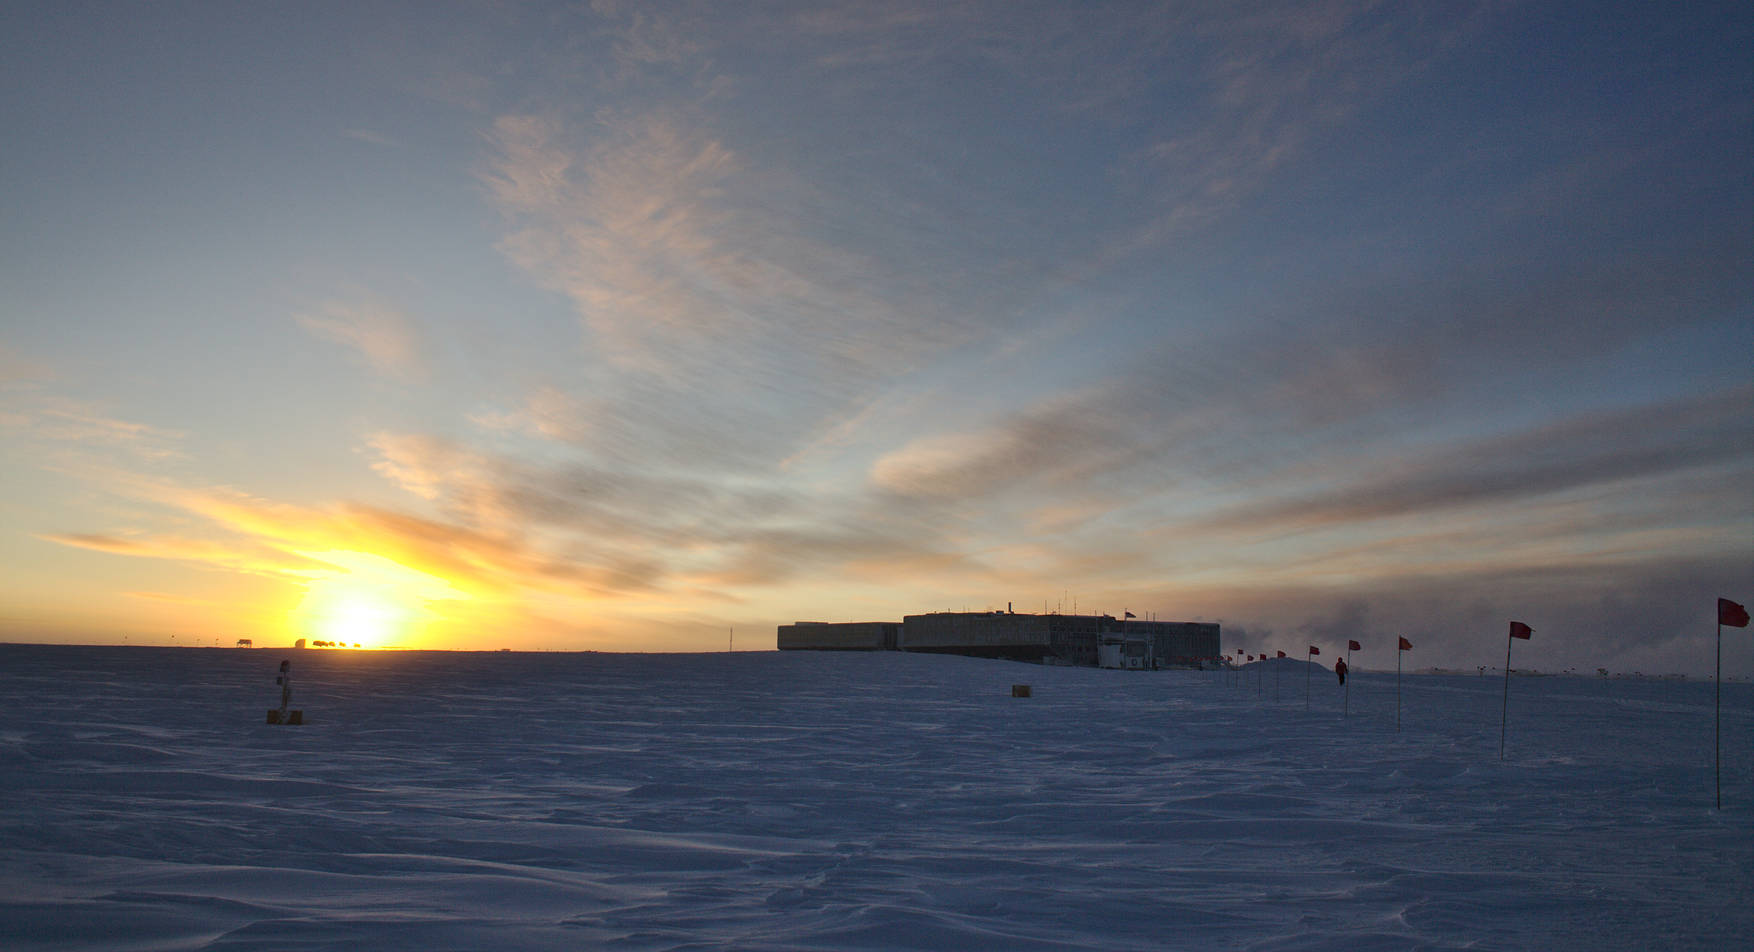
[1, 645, 1749, 951]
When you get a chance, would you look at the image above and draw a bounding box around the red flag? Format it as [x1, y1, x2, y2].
[1308, 646, 1320, 656]
[1276, 650, 1286, 658]
[1509, 621, 1532, 640]
[1348, 639, 1361, 652]
[1398, 636, 1412, 651]
[1720, 598, 1750, 628]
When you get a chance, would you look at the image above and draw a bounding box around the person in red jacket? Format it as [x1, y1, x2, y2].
[1335, 657, 1348, 685]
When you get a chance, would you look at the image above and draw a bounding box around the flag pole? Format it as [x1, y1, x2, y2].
[1344, 642, 1352, 717]
[1306, 647, 1313, 710]
[1396, 642, 1403, 732]
[1713, 598, 1751, 808]
[1500, 632, 1513, 760]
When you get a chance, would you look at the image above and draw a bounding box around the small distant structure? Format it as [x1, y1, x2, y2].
[294, 638, 306, 649]
[235, 638, 253, 648]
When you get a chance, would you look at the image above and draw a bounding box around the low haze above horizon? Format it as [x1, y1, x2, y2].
[3, 1, 1749, 675]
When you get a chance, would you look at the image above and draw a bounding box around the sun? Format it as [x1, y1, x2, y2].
[287, 550, 470, 648]
[295, 581, 412, 647]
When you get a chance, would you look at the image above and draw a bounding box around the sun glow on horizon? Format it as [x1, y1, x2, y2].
[287, 550, 470, 648]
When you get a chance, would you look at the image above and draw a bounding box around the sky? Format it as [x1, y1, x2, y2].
[2, 1, 1749, 673]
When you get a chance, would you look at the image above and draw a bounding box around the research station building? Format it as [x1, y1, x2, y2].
[776, 621, 900, 651]
[777, 610, 1219, 669]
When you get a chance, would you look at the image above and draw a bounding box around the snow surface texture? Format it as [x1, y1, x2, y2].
[1, 645, 1749, 951]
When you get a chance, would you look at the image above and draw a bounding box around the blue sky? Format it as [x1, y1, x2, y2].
[2, 1, 1749, 673]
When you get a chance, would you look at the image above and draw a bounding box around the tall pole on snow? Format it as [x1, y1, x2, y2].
[1501, 622, 1531, 760]
[1716, 598, 1750, 809]
[1396, 637, 1410, 732]
[1499, 636, 1512, 759]
[1344, 642, 1353, 717]
[1305, 646, 1315, 710]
